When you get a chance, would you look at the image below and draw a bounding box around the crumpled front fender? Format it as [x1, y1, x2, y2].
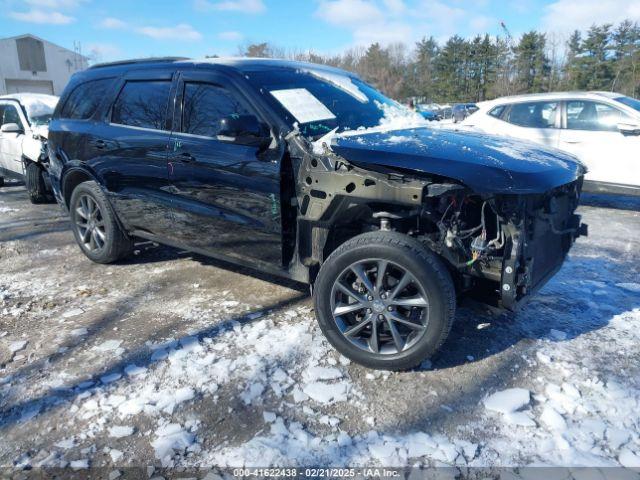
[22, 134, 46, 163]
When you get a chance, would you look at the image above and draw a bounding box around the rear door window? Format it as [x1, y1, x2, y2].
[181, 82, 252, 137]
[566, 100, 632, 131]
[505, 101, 558, 128]
[111, 80, 172, 130]
[60, 78, 114, 119]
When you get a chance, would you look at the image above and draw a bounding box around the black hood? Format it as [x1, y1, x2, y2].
[331, 127, 586, 194]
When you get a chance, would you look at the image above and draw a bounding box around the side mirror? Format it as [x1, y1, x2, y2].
[1, 123, 23, 134]
[217, 115, 270, 146]
[618, 122, 640, 136]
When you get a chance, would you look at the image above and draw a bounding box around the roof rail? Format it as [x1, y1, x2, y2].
[88, 57, 190, 70]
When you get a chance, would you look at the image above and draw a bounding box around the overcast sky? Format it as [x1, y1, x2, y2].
[1, 0, 639, 62]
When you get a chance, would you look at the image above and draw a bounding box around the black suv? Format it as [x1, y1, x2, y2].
[48, 58, 586, 370]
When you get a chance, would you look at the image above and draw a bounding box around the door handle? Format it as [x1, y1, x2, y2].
[90, 139, 107, 149]
[561, 139, 581, 144]
[174, 152, 196, 163]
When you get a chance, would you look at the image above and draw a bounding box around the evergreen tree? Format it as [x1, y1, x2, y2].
[434, 35, 470, 101]
[492, 36, 515, 98]
[612, 20, 640, 96]
[563, 30, 583, 90]
[578, 24, 614, 90]
[238, 20, 640, 104]
[514, 31, 550, 93]
[405, 36, 439, 100]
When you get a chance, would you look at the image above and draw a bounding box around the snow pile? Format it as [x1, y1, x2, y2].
[300, 366, 349, 404]
[375, 101, 428, 130]
[311, 100, 427, 153]
[483, 388, 530, 414]
[70, 328, 88, 337]
[123, 364, 147, 377]
[108, 426, 134, 438]
[539, 405, 566, 431]
[100, 373, 121, 384]
[483, 388, 536, 428]
[151, 423, 196, 467]
[203, 414, 478, 467]
[302, 381, 348, 404]
[9, 340, 28, 353]
[69, 459, 88, 469]
[93, 340, 124, 355]
[63, 306, 356, 467]
[335, 101, 427, 139]
[473, 305, 640, 466]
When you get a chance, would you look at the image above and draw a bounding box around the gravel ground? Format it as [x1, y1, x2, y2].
[0, 180, 639, 471]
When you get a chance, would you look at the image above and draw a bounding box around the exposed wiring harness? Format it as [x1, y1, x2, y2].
[441, 199, 505, 268]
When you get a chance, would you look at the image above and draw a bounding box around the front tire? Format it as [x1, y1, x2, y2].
[314, 231, 455, 371]
[69, 180, 133, 264]
[0, 177, 4, 187]
[25, 162, 50, 204]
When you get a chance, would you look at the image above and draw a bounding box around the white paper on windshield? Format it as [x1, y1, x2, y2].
[270, 88, 336, 124]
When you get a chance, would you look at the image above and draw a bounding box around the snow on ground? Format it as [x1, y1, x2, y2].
[0, 200, 18, 214]
[0, 182, 639, 469]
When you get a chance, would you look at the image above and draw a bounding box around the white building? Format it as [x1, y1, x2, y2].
[0, 34, 88, 96]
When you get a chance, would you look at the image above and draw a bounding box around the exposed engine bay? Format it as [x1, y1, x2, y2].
[417, 180, 586, 309]
[287, 131, 587, 310]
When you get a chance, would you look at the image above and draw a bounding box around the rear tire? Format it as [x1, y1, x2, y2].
[69, 180, 134, 264]
[0, 177, 4, 187]
[25, 162, 50, 204]
[314, 231, 456, 371]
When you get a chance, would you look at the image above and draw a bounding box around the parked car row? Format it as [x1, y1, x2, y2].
[416, 102, 455, 121]
[0, 93, 57, 202]
[460, 92, 640, 196]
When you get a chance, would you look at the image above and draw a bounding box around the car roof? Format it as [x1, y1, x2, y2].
[87, 56, 358, 79]
[0, 93, 59, 103]
[482, 91, 625, 105]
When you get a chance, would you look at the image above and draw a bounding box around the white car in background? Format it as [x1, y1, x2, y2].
[460, 92, 640, 195]
[0, 93, 58, 203]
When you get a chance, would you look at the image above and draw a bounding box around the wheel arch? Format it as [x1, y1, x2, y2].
[301, 197, 421, 284]
[61, 167, 100, 208]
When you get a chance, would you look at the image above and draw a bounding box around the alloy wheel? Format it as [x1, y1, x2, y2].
[330, 259, 430, 355]
[74, 194, 106, 253]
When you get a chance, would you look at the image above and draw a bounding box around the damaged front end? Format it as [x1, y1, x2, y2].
[287, 130, 587, 310]
[418, 179, 587, 309]
[22, 126, 49, 164]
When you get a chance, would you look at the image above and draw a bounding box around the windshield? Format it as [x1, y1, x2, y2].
[244, 68, 424, 140]
[616, 96, 640, 113]
[21, 96, 58, 126]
